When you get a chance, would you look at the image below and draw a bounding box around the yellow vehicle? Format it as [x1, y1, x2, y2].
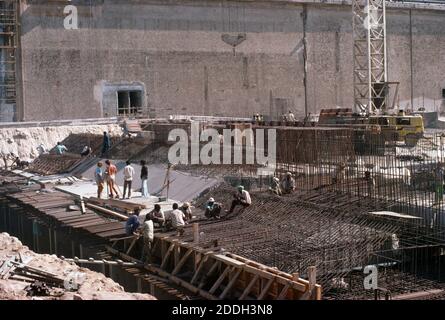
[368, 114, 424, 146]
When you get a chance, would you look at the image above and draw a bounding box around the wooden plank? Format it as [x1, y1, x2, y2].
[219, 268, 242, 299]
[277, 284, 290, 300]
[126, 236, 140, 255]
[209, 266, 232, 295]
[172, 248, 193, 276]
[392, 289, 444, 300]
[258, 278, 274, 300]
[198, 260, 219, 289]
[239, 274, 259, 300]
[190, 254, 210, 285]
[160, 243, 176, 269]
[213, 254, 246, 267]
[86, 203, 129, 220]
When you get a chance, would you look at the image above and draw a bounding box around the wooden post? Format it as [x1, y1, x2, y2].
[308, 266, 316, 292]
[80, 196, 86, 214]
[53, 229, 57, 255]
[48, 227, 52, 254]
[193, 223, 199, 243]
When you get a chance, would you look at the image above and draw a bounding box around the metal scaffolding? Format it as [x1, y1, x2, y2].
[0, 0, 18, 121]
[352, 0, 388, 114]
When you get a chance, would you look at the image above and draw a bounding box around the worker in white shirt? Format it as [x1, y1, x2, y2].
[171, 203, 186, 236]
[148, 204, 165, 228]
[141, 215, 154, 263]
[123, 160, 135, 199]
[287, 110, 296, 123]
[227, 185, 251, 214]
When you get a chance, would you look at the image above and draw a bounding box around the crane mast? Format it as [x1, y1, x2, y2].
[352, 0, 388, 115]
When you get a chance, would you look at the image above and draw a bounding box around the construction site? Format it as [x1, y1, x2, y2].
[1, 0, 445, 302]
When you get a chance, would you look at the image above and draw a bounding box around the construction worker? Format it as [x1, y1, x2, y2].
[80, 145, 91, 157]
[125, 209, 140, 236]
[11, 157, 29, 169]
[141, 215, 154, 263]
[55, 142, 68, 155]
[180, 202, 192, 222]
[205, 197, 222, 219]
[37, 143, 47, 155]
[94, 162, 105, 198]
[281, 172, 295, 194]
[148, 204, 165, 228]
[269, 177, 282, 196]
[105, 159, 120, 199]
[101, 131, 111, 155]
[433, 166, 444, 205]
[140, 160, 149, 198]
[331, 163, 346, 185]
[281, 112, 288, 122]
[364, 171, 375, 198]
[123, 160, 135, 199]
[227, 186, 251, 214]
[287, 110, 295, 123]
[171, 203, 186, 236]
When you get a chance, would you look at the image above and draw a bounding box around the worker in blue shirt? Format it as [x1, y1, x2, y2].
[55, 142, 68, 155]
[125, 209, 141, 236]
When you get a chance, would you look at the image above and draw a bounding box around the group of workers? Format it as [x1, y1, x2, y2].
[94, 159, 150, 200]
[269, 172, 296, 196]
[54, 131, 112, 157]
[124, 201, 193, 262]
[122, 184, 254, 262]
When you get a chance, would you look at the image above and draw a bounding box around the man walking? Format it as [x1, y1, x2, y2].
[94, 162, 105, 198]
[123, 160, 135, 199]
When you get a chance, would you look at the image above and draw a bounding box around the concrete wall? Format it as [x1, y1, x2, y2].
[17, 0, 445, 121]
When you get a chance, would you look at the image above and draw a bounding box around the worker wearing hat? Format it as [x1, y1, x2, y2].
[269, 176, 282, 196]
[227, 185, 252, 215]
[205, 197, 222, 219]
[180, 202, 192, 222]
[281, 172, 295, 194]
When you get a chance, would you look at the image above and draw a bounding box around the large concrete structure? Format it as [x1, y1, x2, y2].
[1, 0, 445, 121]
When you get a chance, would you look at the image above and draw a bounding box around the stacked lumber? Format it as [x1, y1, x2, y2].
[88, 197, 146, 214]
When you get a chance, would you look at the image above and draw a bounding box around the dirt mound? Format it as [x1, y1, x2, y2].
[0, 233, 155, 300]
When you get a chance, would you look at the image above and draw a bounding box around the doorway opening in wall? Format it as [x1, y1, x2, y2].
[117, 90, 142, 115]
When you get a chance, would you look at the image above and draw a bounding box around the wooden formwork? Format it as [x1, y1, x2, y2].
[107, 233, 322, 300]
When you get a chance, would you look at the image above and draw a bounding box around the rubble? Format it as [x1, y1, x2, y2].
[0, 233, 155, 300]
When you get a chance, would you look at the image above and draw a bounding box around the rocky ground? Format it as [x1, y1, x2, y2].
[0, 123, 122, 168]
[0, 233, 156, 300]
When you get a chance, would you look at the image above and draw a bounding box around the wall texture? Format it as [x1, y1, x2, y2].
[17, 0, 445, 121]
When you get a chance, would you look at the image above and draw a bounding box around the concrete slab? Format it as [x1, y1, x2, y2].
[78, 160, 220, 203]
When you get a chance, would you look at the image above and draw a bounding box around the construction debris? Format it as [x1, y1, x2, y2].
[0, 232, 155, 300]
